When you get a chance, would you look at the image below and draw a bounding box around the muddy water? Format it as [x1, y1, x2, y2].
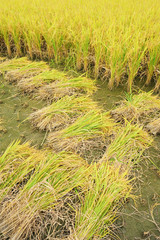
[95, 81, 160, 240]
[0, 78, 46, 153]
[0, 77, 160, 240]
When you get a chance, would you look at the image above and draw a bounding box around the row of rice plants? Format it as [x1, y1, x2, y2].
[0, 123, 152, 240]
[110, 91, 160, 135]
[0, 58, 97, 100]
[0, 0, 160, 90]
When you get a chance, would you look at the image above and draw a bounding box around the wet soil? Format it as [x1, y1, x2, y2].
[0, 78, 46, 153]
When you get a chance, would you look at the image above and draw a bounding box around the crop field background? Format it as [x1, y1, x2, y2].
[0, 0, 160, 91]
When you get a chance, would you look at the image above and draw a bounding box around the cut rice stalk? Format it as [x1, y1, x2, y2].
[5, 61, 49, 83]
[0, 57, 31, 75]
[29, 95, 99, 131]
[0, 140, 48, 201]
[47, 110, 116, 160]
[71, 162, 132, 240]
[37, 76, 97, 101]
[0, 145, 90, 240]
[111, 91, 160, 124]
[17, 68, 68, 92]
[100, 121, 153, 166]
[146, 118, 160, 135]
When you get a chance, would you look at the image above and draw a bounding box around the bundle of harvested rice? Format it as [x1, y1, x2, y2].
[5, 61, 49, 83]
[0, 141, 48, 202]
[29, 95, 98, 131]
[37, 76, 97, 101]
[146, 118, 160, 135]
[17, 68, 68, 92]
[100, 121, 153, 166]
[111, 91, 160, 124]
[0, 57, 31, 76]
[47, 110, 116, 160]
[71, 162, 132, 240]
[0, 141, 90, 240]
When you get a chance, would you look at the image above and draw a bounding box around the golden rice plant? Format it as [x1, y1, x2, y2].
[29, 95, 98, 131]
[111, 91, 160, 124]
[100, 121, 153, 166]
[37, 76, 97, 101]
[71, 162, 132, 240]
[0, 0, 160, 89]
[5, 60, 49, 83]
[0, 141, 91, 239]
[47, 110, 116, 160]
[146, 43, 160, 85]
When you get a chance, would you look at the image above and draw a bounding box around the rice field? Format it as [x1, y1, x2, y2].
[0, 0, 160, 90]
[1, 0, 160, 239]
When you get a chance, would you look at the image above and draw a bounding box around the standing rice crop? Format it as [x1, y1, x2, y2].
[0, 0, 160, 89]
[29, 95, 98, 131]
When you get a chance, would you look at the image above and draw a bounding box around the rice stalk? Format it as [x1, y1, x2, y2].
[0, 140, 48, 201]
[71, 162, 132, 240]
[29, 95, 99, 131]
[100, 121, 153, 166]
[111, 91, 160, 124]
[37, 76, 97, 101]
[16, 68, 68, 92]
[0, 0, 160, 89]
[0, 57, 31, 75]
[47, 110, 116, 160]
[5, 60, 49, 83]
[0, 142, 91, 239]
